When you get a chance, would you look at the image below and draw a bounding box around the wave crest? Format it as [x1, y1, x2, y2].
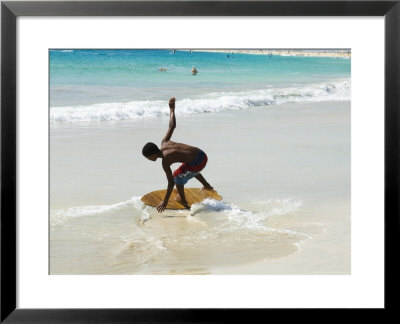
[50, 79, 350, 123]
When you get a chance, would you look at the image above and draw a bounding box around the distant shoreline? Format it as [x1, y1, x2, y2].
[188, 49, 351, 58]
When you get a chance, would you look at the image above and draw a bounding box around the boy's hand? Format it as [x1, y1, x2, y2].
[169, 97, 175, 111]
[157, 201, 167, 213]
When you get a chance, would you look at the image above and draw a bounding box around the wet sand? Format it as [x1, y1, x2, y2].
[50, 101, 350, 274]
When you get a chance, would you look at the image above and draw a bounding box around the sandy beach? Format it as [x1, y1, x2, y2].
[191, 49, 351, 58]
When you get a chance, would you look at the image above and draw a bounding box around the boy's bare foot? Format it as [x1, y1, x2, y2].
[202, 185, 214, 191]
[174, 196, 190, 208]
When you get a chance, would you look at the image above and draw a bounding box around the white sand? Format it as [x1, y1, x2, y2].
[191, 49, 351, 58]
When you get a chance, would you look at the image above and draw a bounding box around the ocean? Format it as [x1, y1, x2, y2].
[50, 49, 350, 121]
[49, 49, 351, 274]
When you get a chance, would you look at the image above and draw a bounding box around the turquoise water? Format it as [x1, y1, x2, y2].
[49, 49, 351, 122]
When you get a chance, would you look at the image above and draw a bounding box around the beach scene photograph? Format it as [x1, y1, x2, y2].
[49, 49, 351, 275]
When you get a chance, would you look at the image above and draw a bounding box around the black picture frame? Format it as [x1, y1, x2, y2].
[1, 0, 399, 322]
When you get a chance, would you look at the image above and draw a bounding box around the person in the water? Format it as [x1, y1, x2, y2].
[142, 97, 213, 213]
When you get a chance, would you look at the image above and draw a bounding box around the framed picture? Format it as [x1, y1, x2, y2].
[1, 0, 399, 322]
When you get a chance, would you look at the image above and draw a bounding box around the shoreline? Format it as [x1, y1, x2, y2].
[189, 49, 351, 58]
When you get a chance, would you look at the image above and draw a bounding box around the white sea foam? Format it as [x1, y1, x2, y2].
[252, 198, 303, 217]
[51, 195, 313, 256]
[50, 202, 128, 220]
[190, 198, 312, 253]
[50, 196, 150, 226]
[50, 79, 350, 123]
[191, 198, 303, 231]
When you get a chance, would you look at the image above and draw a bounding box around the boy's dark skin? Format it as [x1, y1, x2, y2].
[145, 97, 213, 213]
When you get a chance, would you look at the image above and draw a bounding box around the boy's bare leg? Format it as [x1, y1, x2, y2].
[175, 184, 189, 208]
[195, 174, 214, 190]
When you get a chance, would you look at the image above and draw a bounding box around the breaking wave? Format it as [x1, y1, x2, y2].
[50, 79, 350, 123]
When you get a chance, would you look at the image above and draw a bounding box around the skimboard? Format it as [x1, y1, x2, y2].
[141, 188, 222, 210]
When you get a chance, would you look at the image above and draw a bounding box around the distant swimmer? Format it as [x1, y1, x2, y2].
[159, 68, 167, 72]
[191, 66, 198, 75]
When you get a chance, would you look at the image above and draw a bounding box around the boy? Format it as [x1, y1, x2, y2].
[142, 98, 213, 213]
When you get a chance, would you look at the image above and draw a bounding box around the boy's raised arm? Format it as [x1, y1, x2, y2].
[162, 97, 176, 143]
